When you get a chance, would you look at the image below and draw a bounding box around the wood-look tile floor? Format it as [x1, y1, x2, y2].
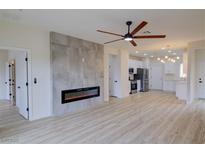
[1, 91, 205, 144]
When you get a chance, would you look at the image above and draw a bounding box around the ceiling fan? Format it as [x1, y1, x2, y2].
[97, 21, 166, 47]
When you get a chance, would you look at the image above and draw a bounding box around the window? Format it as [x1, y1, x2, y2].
[180, 63, 186, 78]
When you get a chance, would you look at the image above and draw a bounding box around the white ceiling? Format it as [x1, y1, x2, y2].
[0, 9, 204, 53]
[132, 49, 183, 58]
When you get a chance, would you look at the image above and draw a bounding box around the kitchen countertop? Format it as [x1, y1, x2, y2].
[164, 78, 187, 82]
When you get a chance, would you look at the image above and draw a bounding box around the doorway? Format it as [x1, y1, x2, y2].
[150, 63, 163, 90]
[109, 55, 120, 97]
[195, 49, 205, 99]
[0, 48, 30, 120]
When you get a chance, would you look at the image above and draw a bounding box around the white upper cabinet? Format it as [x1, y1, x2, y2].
[129, 59, 143, 74]
[129, 59, 136, 67]
[164, 62, 175, 74]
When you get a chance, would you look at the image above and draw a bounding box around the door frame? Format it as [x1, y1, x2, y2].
[109, 54, 118, 97]
[188, 45, 205, 104]
[5, 62, 10, 100]
[150, 63, 163, 90]
[195, 49, 205, 99]
[0, 46, 32, 120]
[104, 48, 120, 101]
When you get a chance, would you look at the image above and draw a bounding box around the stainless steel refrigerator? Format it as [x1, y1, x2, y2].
[137, 68, 149, 92]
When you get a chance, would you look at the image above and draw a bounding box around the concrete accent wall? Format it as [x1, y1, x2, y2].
[50, 32, 104, 116]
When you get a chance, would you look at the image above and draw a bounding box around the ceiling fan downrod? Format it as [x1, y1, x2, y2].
[126, 21, 132, 34]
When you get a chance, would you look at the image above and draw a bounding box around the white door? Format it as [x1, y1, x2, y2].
[109, 55, 120, 97]
[196, 61, 205, 99]
[5, 62, 10, 100]
[109, 56, 116, 96]
[15, 51, 29, 119]
[150, 64, 163, 90]
[196, 50, 205, 99]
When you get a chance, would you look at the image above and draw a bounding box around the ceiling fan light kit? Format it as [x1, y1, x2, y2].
[124, 21, 133, 41]
[124, 34, 133, 41]
[97, 21, 166, 47]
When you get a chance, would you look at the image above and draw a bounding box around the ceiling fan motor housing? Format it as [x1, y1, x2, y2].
[126, 21, 132, 26]
[124, 33, 133, 40]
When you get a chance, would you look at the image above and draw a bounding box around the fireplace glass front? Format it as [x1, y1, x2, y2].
[62, 86, 100, 104]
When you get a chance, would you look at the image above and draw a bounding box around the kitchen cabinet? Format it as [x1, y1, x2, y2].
[129, 59, 143, 74]
[128, 59, 135, 68]
[163, 80, 175, 92]
[176, 80, 187, 100]
[164, 63, 175, 74]
[128, 59, 135, 73]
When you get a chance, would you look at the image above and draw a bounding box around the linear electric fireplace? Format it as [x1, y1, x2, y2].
[61, 86, 100, 104]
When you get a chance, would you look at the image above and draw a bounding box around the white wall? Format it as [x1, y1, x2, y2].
[120, 50, 129, 98]
[0, 50, 8, 99]
[183, 51, 188, 77]
[0, 20, 51, 120]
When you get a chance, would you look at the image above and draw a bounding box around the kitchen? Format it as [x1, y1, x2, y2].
[128, 49, 187, 101]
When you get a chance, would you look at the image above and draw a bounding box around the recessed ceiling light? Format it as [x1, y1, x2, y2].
[165, 56, 168, 59]
[161, 47, 165, 50]
[161, 60, 165, 63]
[82, 58, 85, 62]
[168, 50, 172, 53]
[150, 55, 154, 58]
[170, 59, 176, 63]
[144, 53, 147, 56]
[157, 58, 161, 61]
[135, 51, 139, 53]
[176, 56, 180, 59]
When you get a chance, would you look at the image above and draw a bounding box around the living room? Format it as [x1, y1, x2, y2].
[0, 7, 205, 147]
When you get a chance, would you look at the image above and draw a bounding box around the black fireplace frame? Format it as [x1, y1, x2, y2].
[61, 86, 100, 104]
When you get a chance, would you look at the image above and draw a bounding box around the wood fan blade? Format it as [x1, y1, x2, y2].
[97, 30, 124, 37]
[134, 35, 166, 39]
[104, 38, 124, 44]
[131, 21, 148, 35]
[130, 40, 137, 47]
